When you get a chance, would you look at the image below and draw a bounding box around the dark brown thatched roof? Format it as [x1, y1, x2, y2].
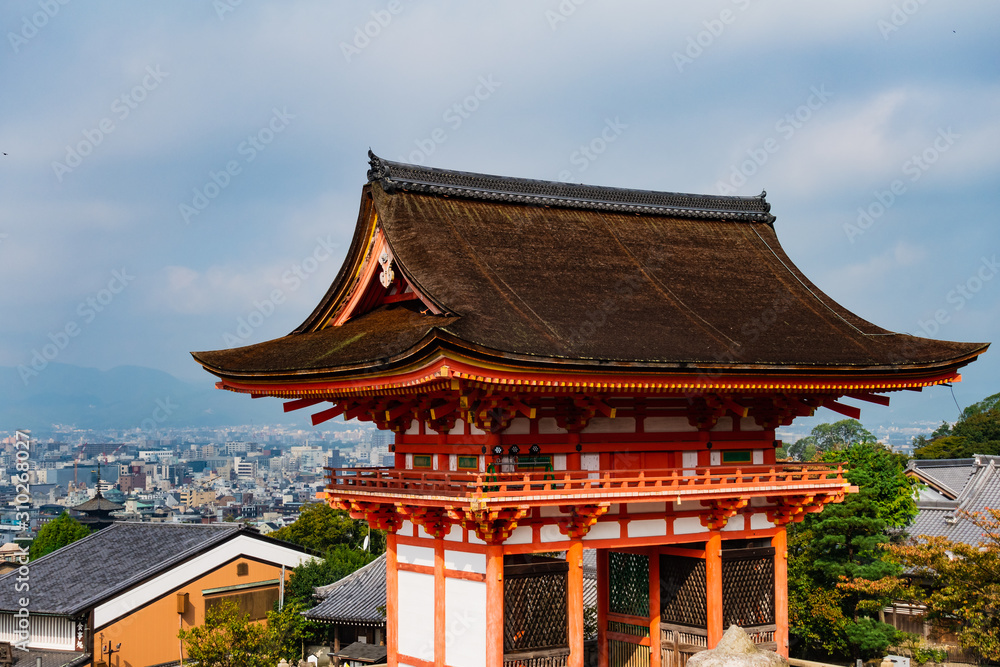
[192, 154, 987, 384]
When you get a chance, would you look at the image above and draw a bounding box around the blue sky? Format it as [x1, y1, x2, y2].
[1, 1, 997, 436]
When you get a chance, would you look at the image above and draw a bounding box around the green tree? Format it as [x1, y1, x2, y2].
[284, 544, 378, 608]
[31, 512, 91, 560]
[267, 599, 315, 662]
[887, 509, 1000, 662]
[783, 420, 877, 462]
[913, 392, 1000, 458]
[270, 502, 385, 554]
[789, 433, 915, 660]
[179, 599, 282, 667]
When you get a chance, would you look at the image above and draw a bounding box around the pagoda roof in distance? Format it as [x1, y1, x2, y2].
[72, 491, 124, 513]
[192, 152, 988, 389]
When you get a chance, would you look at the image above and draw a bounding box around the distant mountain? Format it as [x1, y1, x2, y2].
[0, 363, 303, 432]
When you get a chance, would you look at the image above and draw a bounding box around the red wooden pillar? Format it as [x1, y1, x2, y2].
[386, 533, 398, 667]
[649, 547, 661, 667]
[773, 527, 789, 658]
[706, 533, 723, 648]
[486, 544, 504, 667]
[434, 538, 446, 667]
[568, 541, 585, 667]
[597, 549, 609, 667]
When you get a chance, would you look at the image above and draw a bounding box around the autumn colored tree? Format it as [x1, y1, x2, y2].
[886, 509, 1000, 662]
[31, 512, 91, 560]
[788, 432, 916, 660]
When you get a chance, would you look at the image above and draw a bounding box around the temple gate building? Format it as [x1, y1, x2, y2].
[193, 153, 987, 667]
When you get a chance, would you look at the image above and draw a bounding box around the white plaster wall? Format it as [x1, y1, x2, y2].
[582, 417, 636, 434]
[751, 513, 775, 529]
[505, 417, 530, 434]
[505, 525, 533, 544]
[445, 550, 487, 573]
[539, 418, 567, 434]
[445, 578, 488, 667]
[753, 449, 764, 464]
[444, 526, 464, 542]
[721, 515, 746, 532]
[750, 497, 770, 507]
[645, 416, 697, 433]
[399, 520, 414, 537]
[740, 417, 764, 431]
[583, 521, 620, 540]
[673, 517, 707, 535]
[712, 417, 733, 431]
[553, 454, 567, 471]
[540, 524, 564, 543]
[397, 543, 435, 567]
[405, 421, 420, 435]
[627, 519, 666, 538]
[397, 571, 435, 662]
[630, 502, 666, 514]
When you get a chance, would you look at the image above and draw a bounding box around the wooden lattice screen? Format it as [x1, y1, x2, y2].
[504, 556, 569, 653]
[659, 554, 707, 628]
[721, 547, 775, 627]
[609, 552, 649, 617]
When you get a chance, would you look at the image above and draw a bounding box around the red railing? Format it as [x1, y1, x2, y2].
[324, 463, 847, 504]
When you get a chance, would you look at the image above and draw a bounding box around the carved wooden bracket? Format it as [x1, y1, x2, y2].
[765, 492, 843, 526]
[396, 505, 457, 539]
[336, 499, 402, 532]
[557, 503, 611, 539]
[453, 505, 529, 543]
[699, 497, 749, 530]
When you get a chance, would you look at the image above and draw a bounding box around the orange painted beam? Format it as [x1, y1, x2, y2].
[706, 533, 723, 648]
[434, 540, 445, 667]
[649, 547, 661, 667]
[597, 549, 609, 667]
[387, 533, 398, 667]
[486, 545, 504, 667]
[773, 528, 789, 658]
[567, 541, 584, 667]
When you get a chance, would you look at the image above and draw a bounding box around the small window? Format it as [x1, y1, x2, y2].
[457, 456, 478, 471]
[516, 455, 552, 472]
[237, 562, 248, 576]
[413, 454, 432, 469]
[722, 450, 753, 464]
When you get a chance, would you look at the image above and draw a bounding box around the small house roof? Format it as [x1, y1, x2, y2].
[306, 553, 386, 625]
[908, 455, 1000, 545]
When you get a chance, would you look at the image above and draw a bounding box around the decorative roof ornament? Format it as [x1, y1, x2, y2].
[378, 250, 394, 288]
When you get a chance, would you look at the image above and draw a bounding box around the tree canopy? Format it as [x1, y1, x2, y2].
[31, 512, 91, 560]
[179, 599, 282, 667]
[788, 430, 917, 660]
[269, 502, 385, 554]
[781, 419, 878, 462]
[913, 392, 1000, 458]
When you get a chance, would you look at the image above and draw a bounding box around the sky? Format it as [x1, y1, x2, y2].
[1, 1, 998, 437]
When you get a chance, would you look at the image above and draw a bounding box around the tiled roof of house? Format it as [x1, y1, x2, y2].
[306, 553, 386, 625]
[907, 455, 1000, 545]
[0, 522, 245, 615]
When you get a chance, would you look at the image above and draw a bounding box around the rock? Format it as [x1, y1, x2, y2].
[686, 626, 787, 667]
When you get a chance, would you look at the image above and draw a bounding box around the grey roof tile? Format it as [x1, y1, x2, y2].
[307, 554, 387, 624]
[909, 457, 1000, 546]
[0, 522, 242, 615]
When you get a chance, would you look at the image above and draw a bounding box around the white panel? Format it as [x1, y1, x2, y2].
[751, 513, 775, 529]
[445, 578, 487, 667]
[583, 521, 620, 541]
[711, 416, 733, 431]
[581, 453, 600, 479]
[479, 455, 486, 473]
[445, 550, 487, 574]
[449, 454, 457, 472]
[710, 451, 721, 466]
[628, 519, 667, 538]
[674, 500, 701, 511]
[505, 525, 533, 544]
[505, 417, 530, 434]
[405, 453, 413, 470]
[399, 520, 415, 536]
[553, 454, 567, 471]
[94, 535, 313, 627]
[540, 524, 565, 543]
[581, 417, 636, 434]
[645, 416, 697, 433]
[606, 504, 619, 515]
[405, 421, 420, 435]
[444, 526, 464, 542]
[753, 450, 764, 465]
[454, 418, 466, 434]
[540, 506, 566, 518]
[397, 543, 435, 567]
[740, 417, 764, 431]
[468, 531, 486, 545]
[629, 502, 665, 514]
[539, 417, 566, 434]
[673, 517, 708, 535]
[722, 515, 746, 532]
[418, 524, 437, 540]
[398, 571, 435, 661]
[469, 423, 485, 435]
[682, 451, 698, 476]
[750, 497, 770, 508]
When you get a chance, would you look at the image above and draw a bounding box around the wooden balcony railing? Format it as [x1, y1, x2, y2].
[324, 463, 848, 506]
